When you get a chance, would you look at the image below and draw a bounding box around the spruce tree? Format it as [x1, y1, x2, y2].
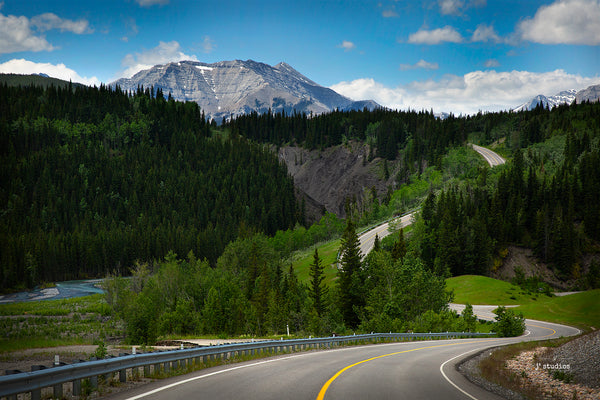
[309, 248, 328, 316]
[391, 228, 407, 261]
[338, 219, 363, 328]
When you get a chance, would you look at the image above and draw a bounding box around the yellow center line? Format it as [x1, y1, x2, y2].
[316, 339, 495, 400]
[528, 323, 556, 338]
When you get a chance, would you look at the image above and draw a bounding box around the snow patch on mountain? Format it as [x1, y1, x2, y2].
[111, 59, 379, 122]
[513, 89, 577, 112]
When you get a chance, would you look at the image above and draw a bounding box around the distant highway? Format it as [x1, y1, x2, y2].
[103, 144, 583, 400]
[357, 212, 415, 257]
[357, 144, 505, 256]
[107, 317, 579, 400]
[471, 144, 506, 167]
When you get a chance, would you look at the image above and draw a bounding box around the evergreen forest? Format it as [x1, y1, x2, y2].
[2, 78, 600, 342]
[0, 83, 299, 289]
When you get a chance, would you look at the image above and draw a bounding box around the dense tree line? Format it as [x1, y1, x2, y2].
[224, 108, 468, 170]
[106, 224, 476, 343]
[0, 83, 299, 290]
[413, 101, 600, 281]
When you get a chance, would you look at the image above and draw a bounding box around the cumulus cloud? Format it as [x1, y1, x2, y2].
[0, 12, 54, 53]
[330, 69, 598, 115]
[119, 40, 198, 79]
[382, 9, 398, 18]
[471, 24, 502, 43]
[438, 0, 486, 15]
[0, 10, 92, 54]
[338, 40, 356, 51]
[484, 59, 500, 68]
[31, 13, 92, 34]
[400, 59, 439, 70]
[407, 26, 463, 44]
[135, 0, 169, 6]
[202, 36, 215, 53]
[518, 0, 600, 45]
[439, 0, 465, 15]
[0, 58, 100, 86]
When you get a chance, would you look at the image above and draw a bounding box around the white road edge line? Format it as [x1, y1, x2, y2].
[439, 346, 495, 400]
[123, 353, 311, 400]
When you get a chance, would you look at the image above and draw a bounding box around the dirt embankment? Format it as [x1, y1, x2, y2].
[278, 141, 396, 222]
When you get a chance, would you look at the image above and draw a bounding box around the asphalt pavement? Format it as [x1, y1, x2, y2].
[105, 316, 578, 400]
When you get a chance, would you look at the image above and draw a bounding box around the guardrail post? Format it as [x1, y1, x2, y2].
[90, 374, 98, 389]
[4, 370, 21, 400]
[144, 364, 150, 376]
[164, 361, 170, 374]
[53, 382, 63, 398]
[119, 368, 127, 383]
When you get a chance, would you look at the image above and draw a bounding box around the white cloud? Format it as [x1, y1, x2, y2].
[202, 36, 215, 53]
[119, 40, 198, 79]
[471, 24, 501, 43]
[438, 0, 486, 15]
[0, 12, 54, 53]
[0, 10, 92, 54]
[30, 13, 92, 34]
[400, 59, 439, 70]
[382, 9, 398, 18]
[407, 26, 463, 45]
[330, 69, 598, 115]
[484, 59, 500, 68]
[338, 40, 356, 51]
[518, 0, 600, 45]
[0, 58, 100, 86]
[439, 0, 465, 15]
[135, 0, 169, 6]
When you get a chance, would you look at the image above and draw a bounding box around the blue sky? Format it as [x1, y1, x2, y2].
[0, 0, 599, 114]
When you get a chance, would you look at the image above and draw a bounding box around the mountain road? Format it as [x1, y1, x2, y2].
[105, 316, 578, 400]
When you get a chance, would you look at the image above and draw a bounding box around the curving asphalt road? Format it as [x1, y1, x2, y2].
[471, 144, 505, 167]
[106, 316, 579, 400]
[358, 212, 415, 258]
[357, 144, 505, 256]
[105, 145, 539, 400]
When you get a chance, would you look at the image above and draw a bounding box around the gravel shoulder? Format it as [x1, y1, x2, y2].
[458, 330, 600, 400]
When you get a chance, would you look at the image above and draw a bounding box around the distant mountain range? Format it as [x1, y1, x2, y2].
[110, 60, 380, 122]
[513, 84, 600, 112]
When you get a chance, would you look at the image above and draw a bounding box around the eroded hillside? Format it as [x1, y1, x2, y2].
[278, 141, 395, 221]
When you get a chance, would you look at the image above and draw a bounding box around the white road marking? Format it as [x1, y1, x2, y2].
[439, 346, 495, 400]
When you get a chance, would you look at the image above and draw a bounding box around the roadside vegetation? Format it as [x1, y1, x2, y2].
[0, 294, 119, 352]
[514, 289, 600, 332]
[2, 79, 599, 349]
[446, 275, 551, 305]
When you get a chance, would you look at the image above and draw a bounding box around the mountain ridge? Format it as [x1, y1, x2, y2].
[111, 59, 380, 122]
[513, 84, 600, 112]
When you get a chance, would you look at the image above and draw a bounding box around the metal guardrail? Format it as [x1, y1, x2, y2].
[0, 331, 494, 399]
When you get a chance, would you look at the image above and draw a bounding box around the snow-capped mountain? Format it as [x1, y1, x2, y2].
[111, 60, 379, 122]
[513, 89, 577, 112]
[574, 84, 600, 104]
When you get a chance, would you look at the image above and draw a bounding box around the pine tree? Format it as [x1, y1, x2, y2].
[309, 248, 328, 316]
[391, 228, 407, 261]
[372, 234, 381, 253]
[338, 219, 363, 328]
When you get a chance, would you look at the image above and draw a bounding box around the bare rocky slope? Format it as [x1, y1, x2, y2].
[277, 141, 396, 222]
[111, 60, 379, 122]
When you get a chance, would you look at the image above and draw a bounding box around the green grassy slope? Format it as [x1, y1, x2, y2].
[291, 239, 340, 286]
[514, 290, 600, 332]
[445, 275, 540, 305]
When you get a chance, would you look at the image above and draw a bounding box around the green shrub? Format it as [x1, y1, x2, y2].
[493, 306, 526, 337]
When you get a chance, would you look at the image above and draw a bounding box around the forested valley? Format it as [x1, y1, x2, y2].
[0, 83, 299, 289]
[1, 79, 599, 342]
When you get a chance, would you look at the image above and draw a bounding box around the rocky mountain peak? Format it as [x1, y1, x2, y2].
[111, 59, 379, 122]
